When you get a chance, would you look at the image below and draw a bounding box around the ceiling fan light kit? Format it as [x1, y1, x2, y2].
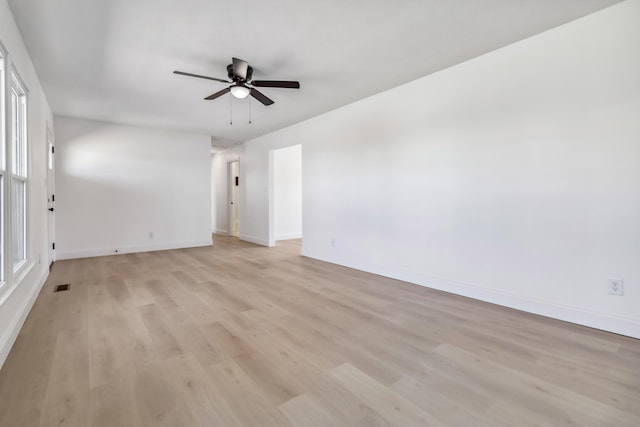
[174, 57, 300, 106]
[230, 85, 250, 99]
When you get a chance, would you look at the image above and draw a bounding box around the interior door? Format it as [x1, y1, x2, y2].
[229, 161, 239, 237]
[46, 127, 55, 265]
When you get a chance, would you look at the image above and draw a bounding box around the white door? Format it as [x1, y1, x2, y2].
[229, 161, 239, 237]
[46, 127, 55, 265]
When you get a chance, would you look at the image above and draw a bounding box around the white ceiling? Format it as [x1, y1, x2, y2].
[8, 0, 620, 146]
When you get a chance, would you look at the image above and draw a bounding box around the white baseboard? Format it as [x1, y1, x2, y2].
[56, 239, 213, 260]
[302, 251, 640, 340]
[275, 233, 303, 241]
[239, 234, 272, 247]
[214, 228, 229, 235]
[0, 268, 49, 370]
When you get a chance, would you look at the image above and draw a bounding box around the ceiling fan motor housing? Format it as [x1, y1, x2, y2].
[227, 64, 253, 82]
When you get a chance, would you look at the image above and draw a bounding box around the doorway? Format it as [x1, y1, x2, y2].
[46, 124, 55, 266]
[228, 160, 239, 237]
[269, 145, 302, 246]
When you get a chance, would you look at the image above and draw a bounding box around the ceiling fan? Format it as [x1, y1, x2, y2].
[174, 58, 300, 106]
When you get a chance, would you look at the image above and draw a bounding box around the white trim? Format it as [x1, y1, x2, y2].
[239, 233, 273, 247]
[0, 67, 5, 285]
[275, 233, 303, 241]
[8, 68, 29, 276]
[267, 149, 275, 246]
[302, 251, 640, 340]
[0, 267, 47, 370]
[11, 258, 33, 288]
[56, 239, 213, 260]
[46, 123, 55, 264]
[214, 228, 229, 235]
[0, 260, 33, 308]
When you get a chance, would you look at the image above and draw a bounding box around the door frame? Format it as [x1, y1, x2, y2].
[46, 122, 55, 266]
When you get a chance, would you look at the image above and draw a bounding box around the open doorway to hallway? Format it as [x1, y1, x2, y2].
[270, 145, 302, 247]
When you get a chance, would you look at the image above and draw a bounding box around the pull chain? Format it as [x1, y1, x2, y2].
[249, 96, 252, 124]
[229, 93, 233, 125]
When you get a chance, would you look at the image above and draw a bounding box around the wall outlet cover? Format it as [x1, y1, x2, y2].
[608, 279, 624, 296]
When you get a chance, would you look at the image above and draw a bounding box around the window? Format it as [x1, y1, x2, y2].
[10, 72, 27, 271]
[0, 49, 4, 282]
[0, 44, 34, 289]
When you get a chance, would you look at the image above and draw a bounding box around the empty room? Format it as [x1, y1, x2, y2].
[0, 0, 639, 426]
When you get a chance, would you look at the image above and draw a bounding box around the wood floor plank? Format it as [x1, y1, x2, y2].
[391, 375, 494, 426]
[164, 353, 244, 426]
[137, 303, 185, 359]
[278, 393, 343, 427]
[435, 343, 640, 427]
[124, 277, 157, 307]
[0, 320, 57, 426]
[40, 326, 90, 427]
[89, 379, 139, 427]
[130, 359, 196, 426]
[327, 363, 445, 427]
[88, 312, 129, 389]
[233, 350, 304, 406]
[206, 358, 292, 427]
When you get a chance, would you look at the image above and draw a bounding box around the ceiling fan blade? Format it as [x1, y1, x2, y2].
[232, 57, 249, 80]
[204, 87, 231, 100]
[250, 88, 274, 106]
[251, 80, 300, 89]
[174, 70, 229, 83]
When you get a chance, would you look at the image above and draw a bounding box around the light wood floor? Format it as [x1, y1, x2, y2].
[0, 235, 638, 426]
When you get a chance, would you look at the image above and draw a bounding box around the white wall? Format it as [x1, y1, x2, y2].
[273, 144, 302, 241]
[0, 0, 54, 367]
[54, 116, 212, 259]
[212, 0, 640, 338]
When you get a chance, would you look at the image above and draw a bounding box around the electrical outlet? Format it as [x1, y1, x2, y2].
[331, 238, 336, 247]
[608, 279, 624, 296]
[148, 231, 154, 239]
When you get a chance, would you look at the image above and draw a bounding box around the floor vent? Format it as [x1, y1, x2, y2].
[54, 284, 70, 293]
